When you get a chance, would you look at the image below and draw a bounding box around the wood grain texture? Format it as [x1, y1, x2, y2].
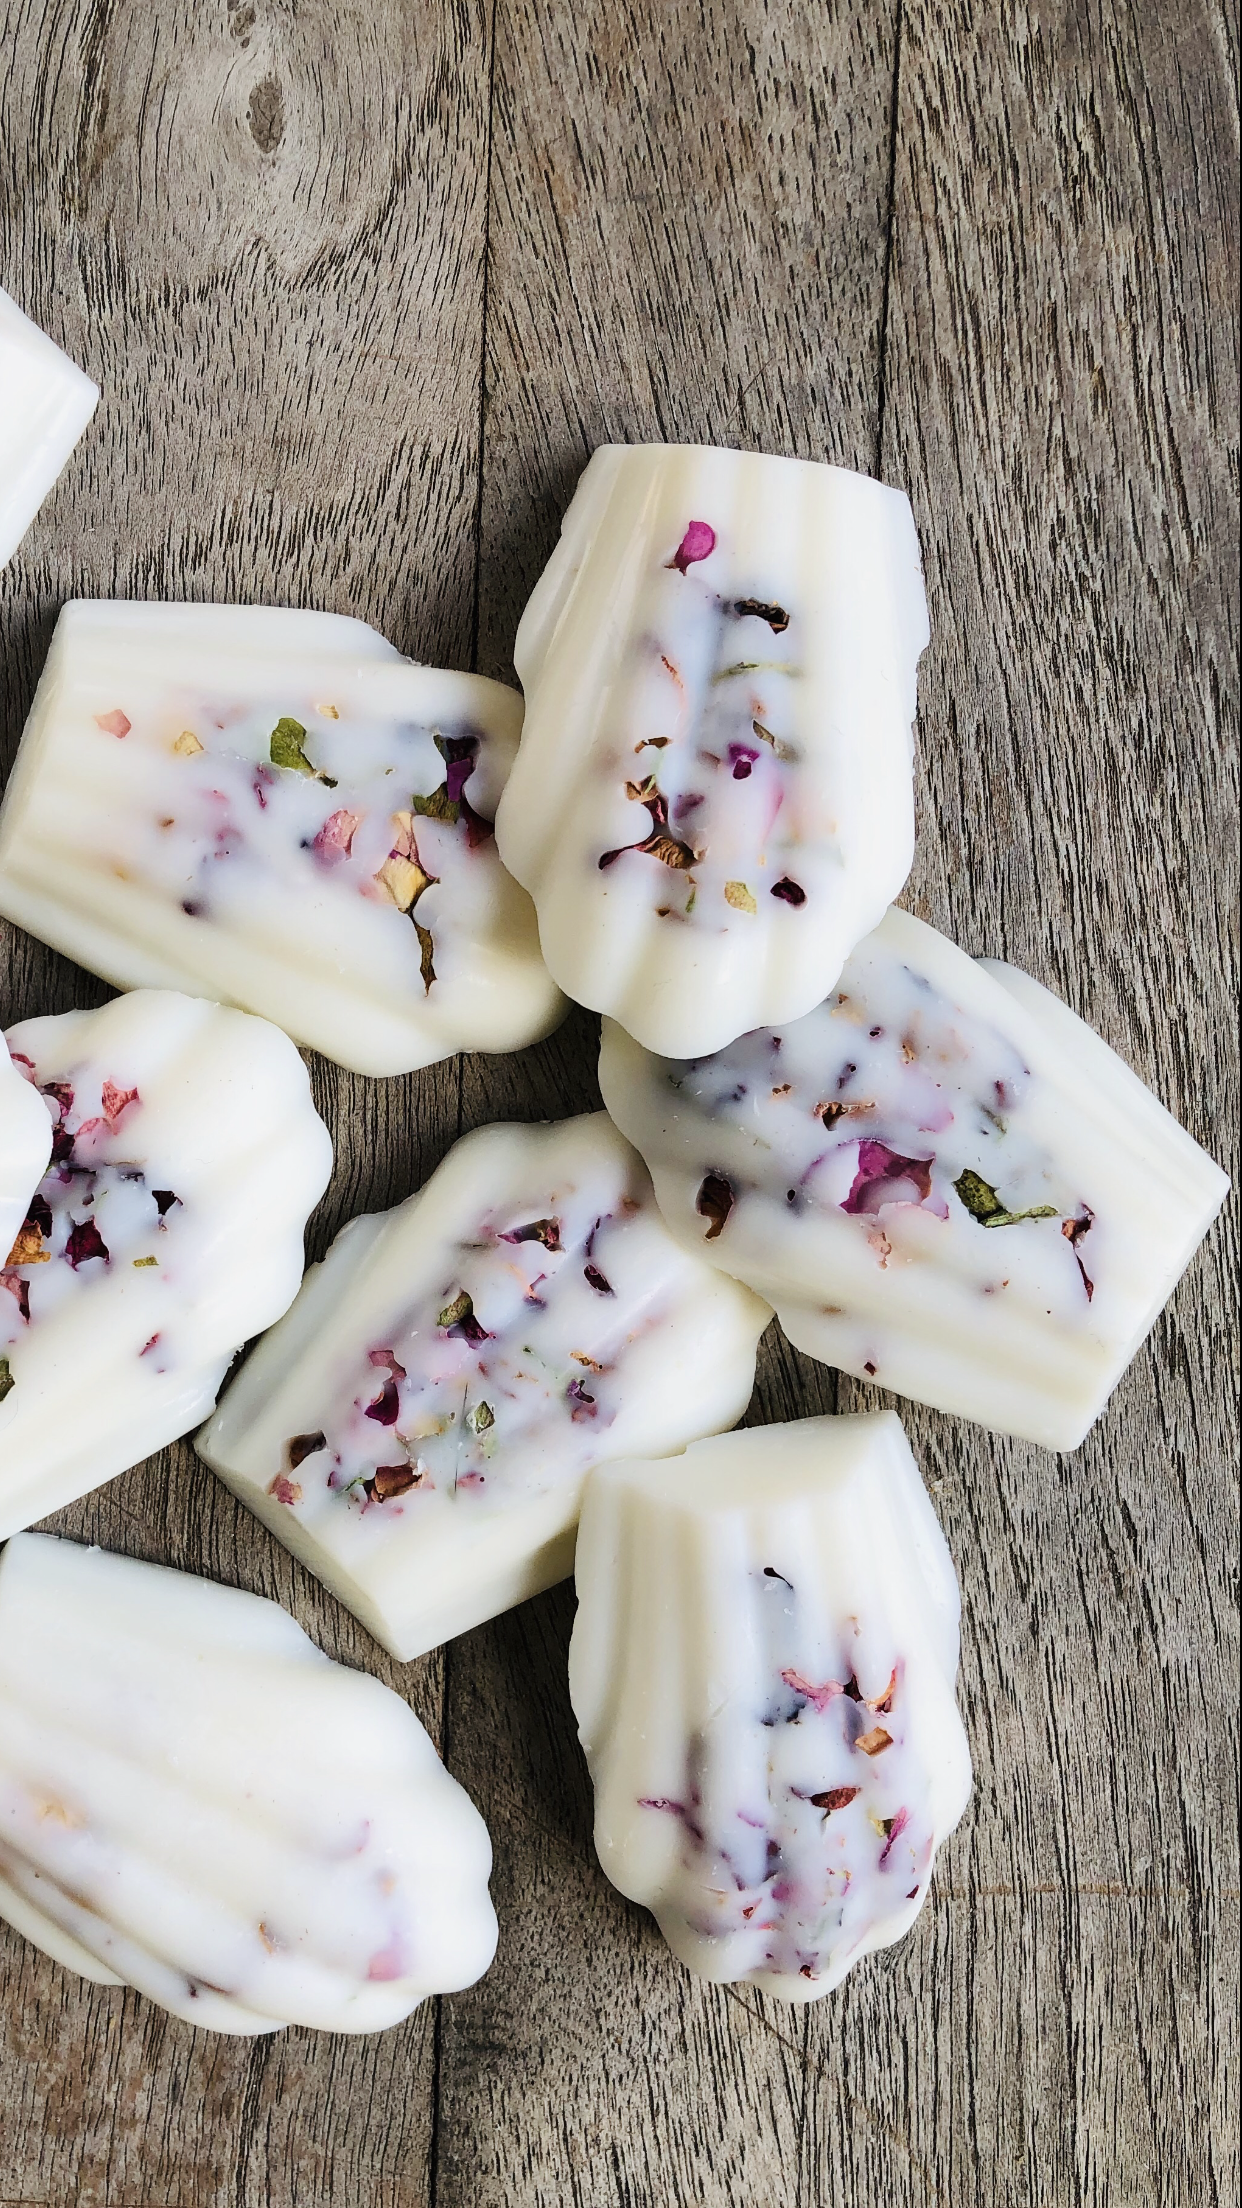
[0, 1, 492, 2202]
[0, 1, 1237, 2204]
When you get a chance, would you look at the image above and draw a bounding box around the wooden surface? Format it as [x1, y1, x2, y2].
[0, 1, 1236, 2201]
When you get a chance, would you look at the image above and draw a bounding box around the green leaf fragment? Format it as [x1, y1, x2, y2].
[415, 920, 436, 992]
[467, 1401, 495, 1434]
[412, 786, 460, 824]
[953, 1167, 1058, 1228]
[132, 1255, 159, 1267]
[0, 1356, 13, 1402]
[438, 1289, 474, 1329]
[270, 717, 337, 785]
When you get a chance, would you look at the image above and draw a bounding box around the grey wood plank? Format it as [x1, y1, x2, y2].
[0, 2, 492, 2202]
[813, 2, 1239, 2202]
[441, 4, 901, 2202]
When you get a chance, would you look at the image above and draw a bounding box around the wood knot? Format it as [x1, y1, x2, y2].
[247, 76, 284, 153]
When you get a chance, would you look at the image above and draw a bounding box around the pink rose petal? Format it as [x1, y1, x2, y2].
[667, 520, 716, 574]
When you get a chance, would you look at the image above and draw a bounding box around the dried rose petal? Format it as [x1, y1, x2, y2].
[724, 881, 757, 914]
[100, 1081, 139, 1125]
[364, 1376, 401, 1426]
[780, 1666, 844, 1713]
[584, 1263, 613, 1295]
[28, 1195, 53, 1235]
[5, 1221, 49, 1266]
[267, 1474, 303, 1506]
[771, 877, 806, 906]
[500, 1218, 563, 1250]
[287, 1431, 327, 1469]
[1062, 1208, 1095, 1300]
[1, 1273, 31, 1322]
[437, 1289, 491, 1345]
[65, 1217, 109, 1268]
[696, 1172, 734, 1241]
[567, 1376, 597, 1420]
[311, 808, 364, 866]
[878, 1806, 911, 1865]
[375, 852, 433, 911]
[842, 1141, 934, 1216]
[152, 1189, 179, 1218]
[667, 521, 716, 574]
[173, 728, 204, 757]
[364, 1465, 419, 1502]
[809, 1786, 861, 1814]
[95, 709, 131, 738]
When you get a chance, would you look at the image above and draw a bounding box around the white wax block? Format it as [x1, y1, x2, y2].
[0, 288, 99, 567]
[495, 443, 928, 1055]
[0, 989, 332, 1537]
[198, 1112, 772, 1661]
[0, 1033, 52, 1272]
[599, 906, 1230, 1451]
[569, 1413, 971, 2001]
[0, 1531, 497, 2033]
[0, 601, 566, 1077]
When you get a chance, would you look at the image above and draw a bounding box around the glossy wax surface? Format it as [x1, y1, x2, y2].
[599, 905, 1229, 1449]
[0, 287, 99, 568]
[0, 989, 332, 1537]
[569, 1413, 971, 2001]
[496, 443, 928, 1055]
[0, 602, 565, 1076]
[0, 1532, 497, 2034]
[198, 1112, 771, 1661]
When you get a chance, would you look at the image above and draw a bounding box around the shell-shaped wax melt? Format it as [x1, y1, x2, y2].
[569, 1413, 971, 2001]
[494, 443, 928, 1056]
[0, 287, 99, 567]
[599, 905, 1230, 1451]
[0, 601, 566, 1076]
[0, 989, 332, 1537]
[0, 1033, 52, 1282]
[0, 1532, 497, 2033]
[198, 1113, 771, 1661]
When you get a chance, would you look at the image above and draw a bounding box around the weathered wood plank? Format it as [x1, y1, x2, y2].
[0, 2, 492, 2202]
[816, 3, 1239, 2202]
[441, 4, 900, 2202]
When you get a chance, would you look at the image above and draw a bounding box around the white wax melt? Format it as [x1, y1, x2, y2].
[0, 1033, 52, 1278]
[0, 1531, 497, 2033]
[0, 602, 565, 1077]
[198, 1112, 771, 1661]
[599, 905, 1230, 1450]
[495, 443, 928, 1055]
[0, 288, 99, 567]
[569, 1412, 971, 2000]
[0, 989, 332, 1537]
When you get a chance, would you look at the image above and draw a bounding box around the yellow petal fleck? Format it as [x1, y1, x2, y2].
[5, 1224, 49, 1266]
[173, 729, 204, 757]
[133, 1255, 159, 1268]
[725, 880, 757, 914]
[375, 853, 432, 911]
[316, 703, 340, 719]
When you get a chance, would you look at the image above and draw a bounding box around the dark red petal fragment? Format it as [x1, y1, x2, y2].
[1, 1273, 31, 1322]
[152, 1190, 180, 1218]
[667, 521, 716, 574]
[771, 877, 806, 906]
[1062, 1209, 1096, 1300]
[27, 1194, 53, 1236]
[696, 1172, 734, 1241]
[567, 1376, 598, 1419]
[365, 1377, 401, 1426]
[65, 1218, 109, 1268]
[287, 1431, 327, 1469]
[501, 1218, 563, 1250]
[584, 1263, 614, 1295]
[809, 1786, 861, 1814]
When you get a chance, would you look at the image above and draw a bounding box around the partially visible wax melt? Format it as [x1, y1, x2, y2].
[495, 444, 928, 1056]
[0, 288, 99, 567]
[0, 1034, 52, 1279]
[0, 989, 332, 1537]
[599, 905, 1230, 1450]
[198, 1113, 771, 1661]
[0, 1532, 497, 2033]
[0, 602, 566, 1076]
[569, 1413, 971, 2001]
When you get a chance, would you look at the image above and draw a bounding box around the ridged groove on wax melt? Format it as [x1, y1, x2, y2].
[0, 1533, 497, 2034]
[0, 988, 332, 1537]
[198, 1112, 772, 1662]
[598, 904, 1229, 1450]
[496, 442, 928, 1057]
[569, 1413, 971, 2001]
[0, 601, 565, 1077]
